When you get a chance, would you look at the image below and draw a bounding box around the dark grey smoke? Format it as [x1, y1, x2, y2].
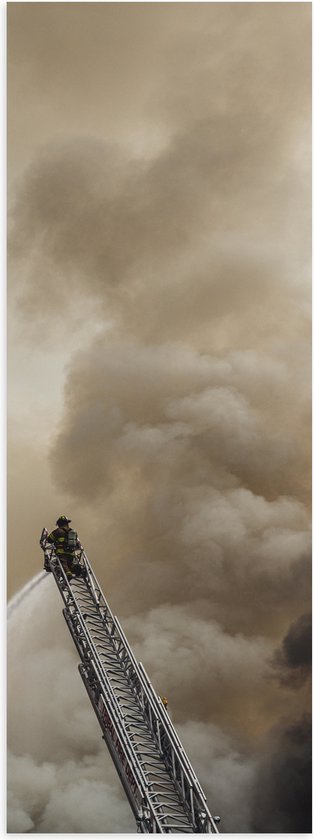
[251, 618, 312, 832]
[273, 613, 312, 688]
[251, 714, 312, 833]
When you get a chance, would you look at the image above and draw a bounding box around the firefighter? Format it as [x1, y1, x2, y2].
[47, 516, 85, 580]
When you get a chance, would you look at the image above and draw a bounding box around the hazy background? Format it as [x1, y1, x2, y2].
[8, 2, 311, 833]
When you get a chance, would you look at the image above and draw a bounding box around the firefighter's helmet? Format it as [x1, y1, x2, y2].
[56, 515, 72, 526]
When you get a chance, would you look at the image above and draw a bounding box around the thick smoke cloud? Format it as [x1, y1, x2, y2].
[10, 5, 311, 354]
[251, 714, 312, 833]
[247, 615, 312, 831]
[272, 612, 312, 688]
[44, 339, 310, 646]
[8, 2, 311, 834]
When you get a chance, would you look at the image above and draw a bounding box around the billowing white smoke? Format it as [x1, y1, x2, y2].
[8, 575, 259, 833]
[7, 576, 134, 833]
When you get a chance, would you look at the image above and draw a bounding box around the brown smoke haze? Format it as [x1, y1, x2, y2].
[8, 2, 311, 833]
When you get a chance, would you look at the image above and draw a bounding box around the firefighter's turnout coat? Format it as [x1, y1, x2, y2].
[47, 527, 80, 561]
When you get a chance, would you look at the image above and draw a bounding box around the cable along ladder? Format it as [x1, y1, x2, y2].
[40, 529, 219, 834]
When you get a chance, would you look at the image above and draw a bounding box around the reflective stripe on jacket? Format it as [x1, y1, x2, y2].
[47, 527, 75, 557]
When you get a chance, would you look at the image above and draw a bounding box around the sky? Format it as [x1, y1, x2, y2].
[7, 2, 311, 834]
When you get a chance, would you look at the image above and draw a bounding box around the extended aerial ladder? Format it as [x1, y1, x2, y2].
[40, 529, 220, 834]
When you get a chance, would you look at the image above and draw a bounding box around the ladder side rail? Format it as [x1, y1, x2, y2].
[44, 537, 158, 741]
[80, 666, 140, 813]
[62, 596, 153, 790]
[71, 573, 205, 826]
[65, 596, 199, 832]
[116, 618, 209, 800]
[78, 663, 154, 833]
[63, 547, 207, 827]
[79, 549, 116, 618]
[45, 549, 115, 647]
[52, 555, 217, 833]
[78, 662, 177, 834]
[40, 531, 113, 622]
[114, 622, 203, 800]
[74, 577, 216, 837]
[71, 645, 165, 831]
[46, 556, 150, 795]
[62, 597, 147, 747]
[43, 543, 57, 568]
[113, 620, 218, 834]
[41, 534, 115, 632]
[140, 663, 206, 796]
[139, 665, 216, 834]
[52, 571, 153, 777]
[59, 583, 165, 834]
[114, 619, 217, 832]
[138, 663, 219, 835]
[72, 550, 134, 652]
[67, 561, 182, 759]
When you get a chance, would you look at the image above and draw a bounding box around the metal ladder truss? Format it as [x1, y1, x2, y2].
[40, 528, 219, 834]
